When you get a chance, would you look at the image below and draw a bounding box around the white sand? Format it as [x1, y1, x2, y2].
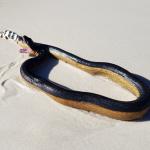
[0, 0, 150, 149]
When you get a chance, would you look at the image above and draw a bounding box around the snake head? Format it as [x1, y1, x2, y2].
[23, 35, 48, 56]
[21, 35, 39, 57]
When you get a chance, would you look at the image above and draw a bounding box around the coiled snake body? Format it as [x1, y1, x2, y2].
[0, 30, 150, 120]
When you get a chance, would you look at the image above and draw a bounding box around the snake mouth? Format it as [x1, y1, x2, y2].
[19, 48, 38, 57]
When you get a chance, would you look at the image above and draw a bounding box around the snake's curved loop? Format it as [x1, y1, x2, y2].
[1, 30, 150, 121]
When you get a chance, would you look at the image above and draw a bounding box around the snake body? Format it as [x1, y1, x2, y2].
[0, 30, 150, 120]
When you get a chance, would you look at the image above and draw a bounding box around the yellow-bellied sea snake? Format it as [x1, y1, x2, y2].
[0, 30, 150, 121]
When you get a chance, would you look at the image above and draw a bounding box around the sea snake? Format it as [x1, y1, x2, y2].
[0, 30, 150, 120]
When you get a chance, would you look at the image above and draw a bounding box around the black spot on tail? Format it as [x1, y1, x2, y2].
[11, 33, 15, 39]
[8, 31, 12, 38]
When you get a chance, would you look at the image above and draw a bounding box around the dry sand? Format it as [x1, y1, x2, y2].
[0, 0, 150, 150]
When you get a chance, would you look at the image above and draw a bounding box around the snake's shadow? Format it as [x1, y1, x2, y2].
[134, 74, 150, 122]
[32, 54, 72, 90]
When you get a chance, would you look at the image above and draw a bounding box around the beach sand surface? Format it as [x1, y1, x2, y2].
[0, 0, 150, 150]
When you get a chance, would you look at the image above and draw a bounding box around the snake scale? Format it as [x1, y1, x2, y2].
[0, 30, 150, 120]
